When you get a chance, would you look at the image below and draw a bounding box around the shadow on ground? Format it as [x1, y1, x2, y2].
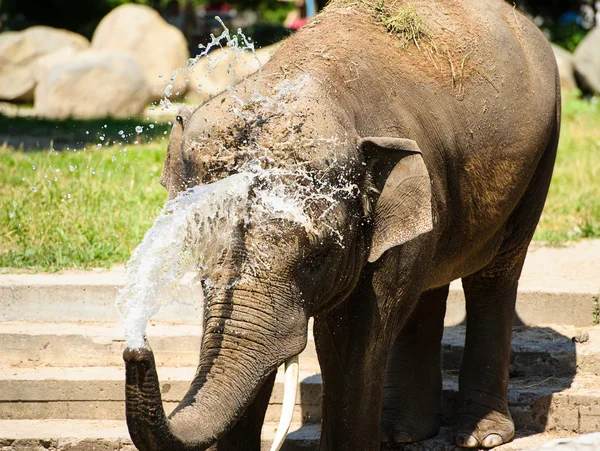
[0, 114, 171, 150]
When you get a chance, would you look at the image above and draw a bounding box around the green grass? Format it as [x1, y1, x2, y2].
[534, 93, 600, 244]
[0, 143, 166, 270]
[0, 92, 599, 271]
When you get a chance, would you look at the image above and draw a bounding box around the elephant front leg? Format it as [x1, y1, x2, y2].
[381, 284, 449, 445]
[209, 370, 276, 451]
[314, 295, 396, 451]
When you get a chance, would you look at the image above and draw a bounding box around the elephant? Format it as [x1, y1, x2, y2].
[123, 0, 560, 449]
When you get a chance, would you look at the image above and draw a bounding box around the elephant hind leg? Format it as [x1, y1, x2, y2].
[381, 284, 449, 445]
[455, 125, 558, 449]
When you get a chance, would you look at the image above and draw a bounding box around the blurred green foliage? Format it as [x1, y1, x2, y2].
[515, 0, 594, 51]
[0, 0, 297, 39]
[0, 0, 134, 38]
[550, 23, 590, 52]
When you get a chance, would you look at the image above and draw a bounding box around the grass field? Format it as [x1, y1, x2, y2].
[534, 93, 600, 243]
[1, 143, 166, 270]
[1, 93, 599, 271]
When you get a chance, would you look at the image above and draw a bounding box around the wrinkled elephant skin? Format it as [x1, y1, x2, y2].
[124, 0, 560, 450]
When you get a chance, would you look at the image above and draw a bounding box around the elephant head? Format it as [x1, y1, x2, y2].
[123, 81, 434, 450]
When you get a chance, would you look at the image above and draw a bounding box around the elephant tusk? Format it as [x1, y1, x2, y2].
[270, 354, 299, 451]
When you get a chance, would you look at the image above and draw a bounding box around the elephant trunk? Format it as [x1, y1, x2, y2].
[124, 288, 307, 451]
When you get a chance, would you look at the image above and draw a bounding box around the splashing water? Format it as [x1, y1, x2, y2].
[115, 159, 357, 349]
[115, 172, 255, 349]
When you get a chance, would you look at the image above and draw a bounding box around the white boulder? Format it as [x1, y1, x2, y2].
[0, 26, 89, 102]
[34, 49, 150, 119]
[186, 45, 277, 105]
[574, 26, 600, 95]
[92, 4, 190, 101]
[552, 44, 577, 91]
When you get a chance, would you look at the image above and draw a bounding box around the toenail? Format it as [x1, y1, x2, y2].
[392, 431, 412, 443]
[482, 433, 504, 448]
[455, 432, 479, 448]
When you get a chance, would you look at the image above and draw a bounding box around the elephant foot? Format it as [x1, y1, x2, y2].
[380, 409, 440, 445]
[453, 410, 515, 449]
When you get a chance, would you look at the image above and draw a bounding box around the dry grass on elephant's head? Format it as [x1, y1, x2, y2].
[330, 0, 434, 48]
[326, 0, 477, 96]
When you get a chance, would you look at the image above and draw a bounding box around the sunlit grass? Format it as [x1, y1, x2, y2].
[534, 93, 600, 243]
[0, 91, 599, 271]
[0, 143, 166, 270]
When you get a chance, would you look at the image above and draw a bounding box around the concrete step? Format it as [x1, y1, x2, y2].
[0, 420, 585, 450]
[2, 241, 599, 328]
[2, 365, 600, 435]
[3, 322, 599, 379]
[0, 321, 320, 371]
[0, 366, 323, 425]
[0, 420, 319, 451]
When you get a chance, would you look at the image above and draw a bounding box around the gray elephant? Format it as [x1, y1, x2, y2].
[123, 0, 560, 449]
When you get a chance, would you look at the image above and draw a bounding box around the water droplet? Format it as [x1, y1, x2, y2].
[13, 202, 17, 207]
[67, 193, 72, 199]
[97, 143, 103, 149]
[111, 156, 117, 162]
[118, 130, 124, 136]
[9, 212, 15, 219]
[86, 131, 90, 135]
[69, 165, 75, 172]
[99, 136, 105, 141]
[149, 124, 155, 129]
[54, 177, 58, 182]
[32, 165, 36, 170]
[91, 169, 96, 175]
[135, 126, 144, 134]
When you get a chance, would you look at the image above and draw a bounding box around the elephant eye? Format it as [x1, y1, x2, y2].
[304, 249, 329, 273]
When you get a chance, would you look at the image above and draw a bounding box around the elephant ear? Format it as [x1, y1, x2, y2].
[160, 106, 191, 197]
[360, 137, 433, 263]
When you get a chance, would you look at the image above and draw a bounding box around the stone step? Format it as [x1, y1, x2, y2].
[0, 321, 319, 371]
[1, 264, 598, 327]
[2, 365, 600, 435]
[0, 420, 586, 450]
[3, 322, 599, 378]
[0, 420, 320, 451]
[0, 366, 323, 425]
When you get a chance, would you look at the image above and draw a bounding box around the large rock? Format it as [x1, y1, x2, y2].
[552, 44, 577, 91]
[33, 47, 81, 85]
[186, 45, 277, 105]
[34, 49, 150, 119]
[0, 26, 89, 102]
[92, 4, 190, 101]
[574, 26, 600, 95]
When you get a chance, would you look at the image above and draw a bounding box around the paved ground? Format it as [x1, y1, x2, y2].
[0, 240, 598, 450]
[3, 239, 597, 290]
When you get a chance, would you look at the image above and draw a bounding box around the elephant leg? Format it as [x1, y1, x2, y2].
[314, 275, 417, 451]
[381, 284, 449, 444]
[209, 370, 277, 451]
[454, 112, 558, 450]
[315, 311, 391, 450]
[454, 261, 520, 449]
